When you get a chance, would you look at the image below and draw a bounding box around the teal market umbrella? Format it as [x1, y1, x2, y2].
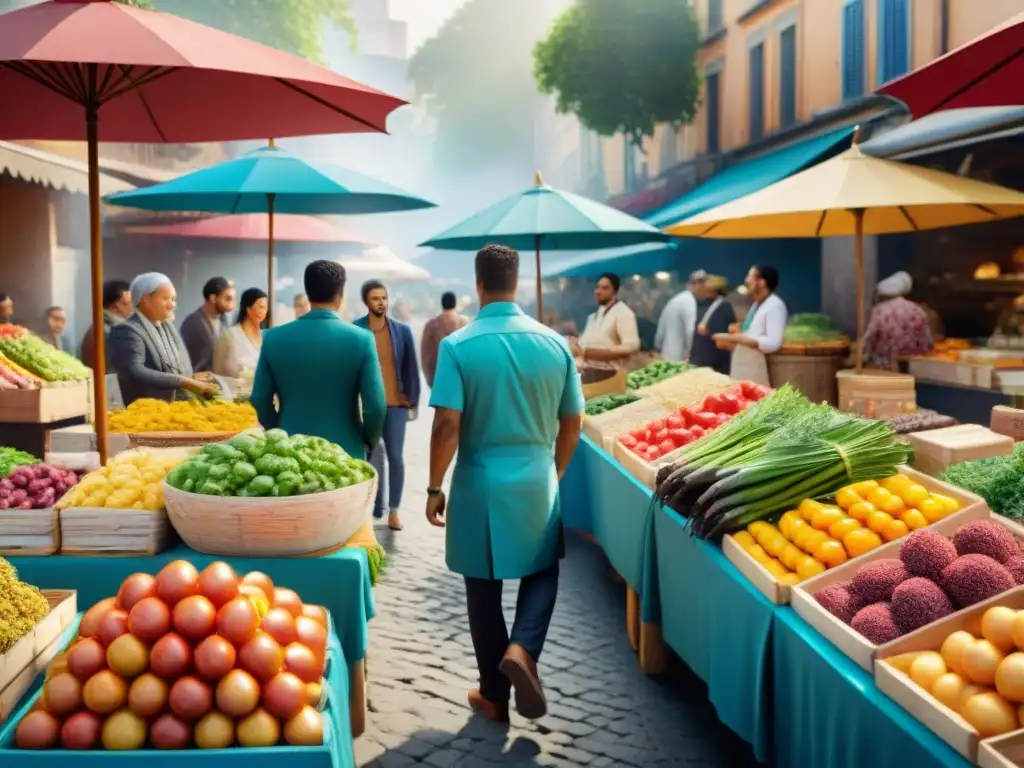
[420, 172, 670, 319]
[106, 140, 435, 322]
[542, 242, 681, 279]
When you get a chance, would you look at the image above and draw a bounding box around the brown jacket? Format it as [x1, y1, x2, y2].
[420, 312, 469, 387]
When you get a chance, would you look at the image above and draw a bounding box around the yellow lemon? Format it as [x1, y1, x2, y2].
[732, 531, 756, 549]
[901, 509, 928, 530]
[835, 487, 862, 510]
[829, 517, 862, 541]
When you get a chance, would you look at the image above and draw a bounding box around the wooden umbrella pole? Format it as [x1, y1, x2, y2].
[854, 208, 865, 375]
[534, 234, 543, 322]
[267, 193, 275, 327]
[86, 79, 109, 466]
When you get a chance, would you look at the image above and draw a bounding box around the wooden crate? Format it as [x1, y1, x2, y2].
[59, 507, 175, 555]
[723, 533, 792, 605]
[875, 587, 1024, 762]
[790, 469, 990, 671]
[981, 731, 1024, 768]
[612, 440, 686, 490]
[580, 368, 627, 401]
[836, 370, 916, 419]
[0, 381, 89, 424]
[583, 398, 670, 453]
[907, 424, 1014, 477]
[0, 589, 76, 723]
[0, 508, 59, 556]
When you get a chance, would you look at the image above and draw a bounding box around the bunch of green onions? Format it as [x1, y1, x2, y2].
[653, 385, 913, 539]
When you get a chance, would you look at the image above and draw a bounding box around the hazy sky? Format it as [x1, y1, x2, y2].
[390, 0, 468, 54]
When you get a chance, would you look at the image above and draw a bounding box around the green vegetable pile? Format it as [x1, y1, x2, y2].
[0, 331, 91, 381]
[585, 393, 640, 416]
[943, 444, 1024, 520]
[368, 544, 386, 586]
[166, 428, 376, 497]
[627, 361, 692, 389]
[783, 313, 845, 345]
[0, 447, 37, 479]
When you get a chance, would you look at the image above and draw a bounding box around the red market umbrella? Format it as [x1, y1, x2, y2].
[878, 11, 1024, 117]
[0, 0, 406, 461]
[123, 214, 376, 246]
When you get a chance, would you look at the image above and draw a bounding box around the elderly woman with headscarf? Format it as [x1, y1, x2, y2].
[861, 271, 933, 370]
[108, 273, 217, 405]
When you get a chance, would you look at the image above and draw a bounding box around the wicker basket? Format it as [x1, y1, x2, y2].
[126, 431, 240, 449]
[162, 475, 377, 557]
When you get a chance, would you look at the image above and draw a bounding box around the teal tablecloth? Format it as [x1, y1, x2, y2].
[7, 543, 374, 667]
[773, 608, 970, 768]
[653, 504, 774, 762]
[559, 437, 594, 535]
[0, 612, 355, 766]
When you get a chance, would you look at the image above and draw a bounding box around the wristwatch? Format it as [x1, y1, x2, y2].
[427, 486, 443, 497]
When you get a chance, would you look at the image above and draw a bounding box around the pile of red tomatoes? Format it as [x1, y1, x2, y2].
[15, 560, 327, 751]
[618, 380, 771, 462]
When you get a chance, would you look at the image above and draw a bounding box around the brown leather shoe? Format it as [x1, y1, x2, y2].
[499, 643, 547, 719]
[467, 689, 509, 723]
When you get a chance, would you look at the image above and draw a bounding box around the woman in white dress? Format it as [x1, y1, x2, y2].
[213, 287, 267, 379]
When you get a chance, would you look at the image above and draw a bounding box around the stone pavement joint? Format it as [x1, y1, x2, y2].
[357, 378, 763, 766]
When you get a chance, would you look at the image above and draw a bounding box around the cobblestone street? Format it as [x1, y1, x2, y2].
[356, 409, 763, 767]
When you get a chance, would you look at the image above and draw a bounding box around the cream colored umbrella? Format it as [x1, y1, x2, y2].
[665, 128, 1024, 371]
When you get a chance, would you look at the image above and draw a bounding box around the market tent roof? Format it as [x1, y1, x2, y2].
[412, 247, 584, 282]
[0, 141, 131, 195]
[541, 242, 680, 279]
[645, 127, 854, 230]
[861, 107, 1024, 159]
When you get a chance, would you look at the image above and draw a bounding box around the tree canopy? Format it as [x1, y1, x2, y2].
[534, 0, 701, 146]
[408, 0, 555, 176]
[116, 0, 354, 63]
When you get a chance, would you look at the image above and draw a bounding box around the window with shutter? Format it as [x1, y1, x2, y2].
[706, 72, 721, 154]
[841, 0, 865, 100]
[749, 42, 765, 141]
[877, 0, 910, 84]
[779, 25, 797, 128]
[707, 0, 724, 33]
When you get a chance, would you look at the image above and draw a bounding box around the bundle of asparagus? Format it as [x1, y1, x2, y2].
[653, 385, 913, 539]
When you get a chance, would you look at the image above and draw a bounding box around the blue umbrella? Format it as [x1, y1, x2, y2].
[420, 172, 669, 318]
[105, 141, 435, 321]
[542, 242, 681, 279]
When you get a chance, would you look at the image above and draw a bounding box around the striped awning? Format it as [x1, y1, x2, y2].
[0, 141, 133, 195]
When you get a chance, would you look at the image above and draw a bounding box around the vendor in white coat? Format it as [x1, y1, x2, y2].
[713, 264, 787, 386]
[654, 270, 705, 362]
[570, 272, 641, 368]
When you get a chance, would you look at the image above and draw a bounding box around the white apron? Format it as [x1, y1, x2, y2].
[729, 301, 772, 386]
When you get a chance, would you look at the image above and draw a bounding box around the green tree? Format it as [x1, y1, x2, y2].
[409, 0, 555, 176]
[115, 0, 354, 63]
[534, 0, 701, 146]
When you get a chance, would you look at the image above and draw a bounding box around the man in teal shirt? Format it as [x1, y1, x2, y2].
[426, 244, 584, 722]
[252, 260, 387, 458]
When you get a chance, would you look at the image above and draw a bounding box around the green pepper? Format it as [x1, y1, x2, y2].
[298, 480, 321, 495]
[232, 461, 258, 483]
[198, 479, 226, 496]
[202, 443, 245, 462]
[208, 464, 232, 482]
[264, 428, 288, 443]
[183, 478, 196, 493]
[245, 475, 276, 497]
[276, 471, 302, 496]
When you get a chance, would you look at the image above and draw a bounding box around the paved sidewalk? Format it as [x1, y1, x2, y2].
[355, 411, 762, 768]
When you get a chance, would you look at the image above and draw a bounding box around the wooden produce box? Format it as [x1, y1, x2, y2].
[981, 731, 1024, 768]
[790, 471, 990, 671]
[992, 406, 1024, 442]
[733, 467, 982, 608]
[583, 398, 670, 453]
[59, 507, 175, 555]
[0, 508, 59, 556]
[907, 424, 1014, 477]
[836, 370, 916, 419]
[0, 590, 76, 723]
[875, 587, 1024, 762]
[634, 367, 734, 411]
[0, 381, 89, 424]
[612, 440, 685, 490]
[580, 367, 627, 401]
[47, 423, 131, 457]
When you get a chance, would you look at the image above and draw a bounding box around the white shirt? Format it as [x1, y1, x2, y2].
[743, 293, 788, 354]
[655, 290, 698, 362]
[580, 301, 641, 357]
[213, 324, 262, 379]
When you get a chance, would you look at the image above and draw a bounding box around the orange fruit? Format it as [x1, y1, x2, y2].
[796, 556, 826, 580]
[867, 487, 894, 508]
[850, 480, 879, 496]
[931, 493, 960, 514]
[901, 509, 928, 530]
[918, 498, 947, 523]
[878, 494, 907, 515]
[847, 500, 876, 523]
[897, 483, 929, 508]
[814, 540, 848, 568]
[829, 517, 862, 540]
[844, 528, 883, 558]
[799, 499, 826, 521]
[811, 507, 845, 532]
[867, 510, 895, 534]
[881, 475, 912, 493]
[882, 518, 910, 542]
[802, 530, 830, 554]
[835, 487, 862, 510]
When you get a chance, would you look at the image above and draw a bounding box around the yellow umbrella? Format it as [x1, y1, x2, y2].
[664, 128, 1024, 372]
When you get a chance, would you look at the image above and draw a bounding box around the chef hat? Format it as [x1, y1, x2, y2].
[877, 271, 912, 298]
[130, 272, 173, 308]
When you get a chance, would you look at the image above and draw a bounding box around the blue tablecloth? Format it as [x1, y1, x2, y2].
[6, 543, 374, 668]
[773, 608, 970, 768]
[0, 612, 355, 766]
[653, 504, 774, 763]
[564, 436, 659, 622]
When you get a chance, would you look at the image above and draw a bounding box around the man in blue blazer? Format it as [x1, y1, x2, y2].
[354, 280, 421, 531]
[252, 261, 387, 460]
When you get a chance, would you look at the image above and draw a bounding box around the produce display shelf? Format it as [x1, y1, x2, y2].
[58, 507, 175, 556]
[0, 381, 90, 425]
[0, 507, 59, 556]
